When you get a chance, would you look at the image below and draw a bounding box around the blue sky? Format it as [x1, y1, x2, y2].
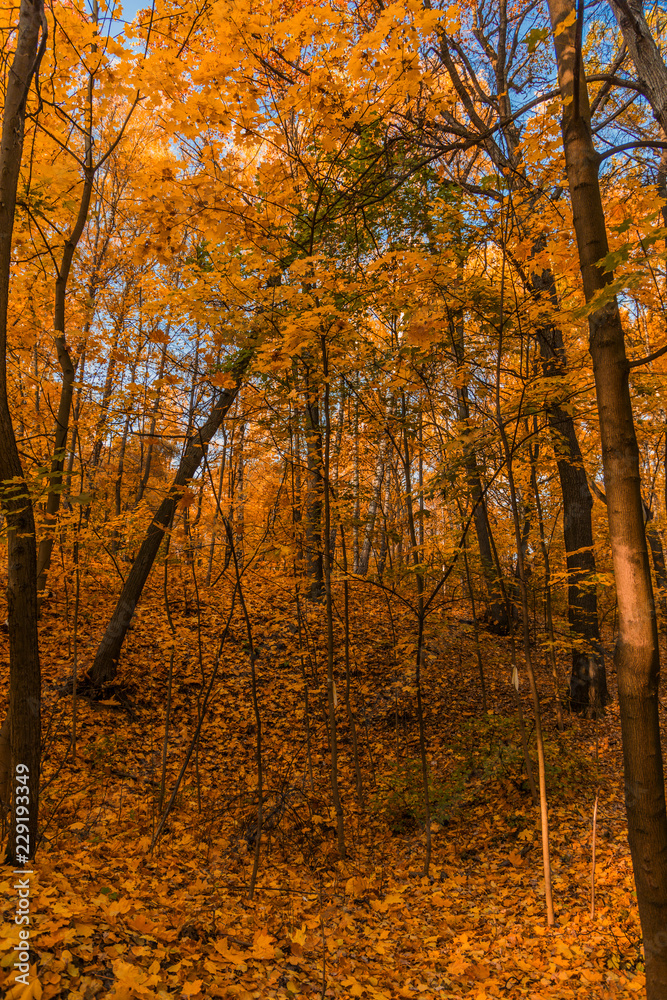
[100, 0, 145, 37]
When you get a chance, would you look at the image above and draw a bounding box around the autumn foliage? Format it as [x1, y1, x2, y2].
[1, 0, 667, 997]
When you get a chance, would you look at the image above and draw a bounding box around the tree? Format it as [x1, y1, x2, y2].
[548, 0, 667, 992]
[0, 0, 46, 863]
[86, 349, 252, 688]
[430, 1, 608, 711]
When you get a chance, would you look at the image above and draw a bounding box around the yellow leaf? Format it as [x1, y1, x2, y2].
[554, 9, 577, 35]
[344, 979, 364, 997]
[213, 937, 246, 966]
[182, 980, 203, 997]
[251, 927, 276, 960]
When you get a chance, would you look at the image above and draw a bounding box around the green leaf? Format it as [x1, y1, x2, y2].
[525, 27, 549, 52]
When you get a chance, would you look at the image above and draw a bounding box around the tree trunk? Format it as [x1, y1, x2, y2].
[352, 394, 360, 573]
[608, 0, 667, 135]
[549, 3, 667, 992]
[35, 33, 98, 595]
[535, 319, 607, 713]
[437, 12, 608, 708]
[206, 431, 227, 585]
[328, 389, 346, 562]
[358, 400, 392, 575]
[234, 419, 246, 564]
[86, 351, 252, 688]
[450, 296, 508, 632]
[303, 375, 324, 600]
[320, 338, 345, 857]
[645, 505, 667, 619]
[400, 391, 431, 874]
[376, 467, 391, 581]
[64, 349, 86, 504]
[0, 0, 46, 863]
[110, 345, 142, 551]
[90, 318, 122, 470]
[135, 340, 168, 506]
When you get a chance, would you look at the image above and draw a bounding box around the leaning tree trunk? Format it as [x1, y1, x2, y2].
[86, 350, 252, 688]
[549, 3, 667, 994]
[0, 0, 46, 863]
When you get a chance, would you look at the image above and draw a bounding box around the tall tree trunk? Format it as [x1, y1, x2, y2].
[90, 317, 122, 471]
[303, 372, 324, 600]
[206, 430, 227, 585]
[135, 340, 168, 506]
[644, 504, 667, 619]
[549, 3, 667, 992]
[352, 394, 360, 573]
[376, 461, 392, 581]
[530, 434, 564, 730]
[320, 338, 345, 857]
[0, 0, 46, 863]
[400, 391, 431, 874]
[35, 7, 98, 596]
[234, 419, 246, 564]
[436, 9, 608, 706]
[63, 349, 86, 506]
[450, 293, 508, 632]
[86, 351, 252, 688]
[608, 0, 667, 136]
[328, 389, 346, 562]
[358, 400, 392, 576]
[534, 317, 607, 713]
[110, 345, 142, 551]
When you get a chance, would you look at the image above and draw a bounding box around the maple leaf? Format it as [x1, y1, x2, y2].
[181, 980, 203, 996]
[212, 938, 247, 966]
[251, 927, 277, 960]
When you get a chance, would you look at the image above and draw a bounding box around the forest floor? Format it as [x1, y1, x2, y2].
[0, 565, 662, 999]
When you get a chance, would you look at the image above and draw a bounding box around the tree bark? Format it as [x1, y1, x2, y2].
[86, 350, 252, 687]
[303, 375, 324, 600]
[135, 340, 168, 505]
[644, 504, 667, 619]
[608, 0, 667, 134]
[234, 419, 246, 564]
[549, 3, 667, 992]
[327, 389, 346, 562]
[0, 0, 46, 863]
[110, 343, 142, 551]
[450, 296, 509, 632]
[358, 400, 392, 576]
[35, 24, 99, 595]
[435, 10, 608, 706]
[535, 316, 607, 712]
[352, 394, 360, 573]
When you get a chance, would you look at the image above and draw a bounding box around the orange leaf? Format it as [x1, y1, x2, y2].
[251, 927, 276, 960]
